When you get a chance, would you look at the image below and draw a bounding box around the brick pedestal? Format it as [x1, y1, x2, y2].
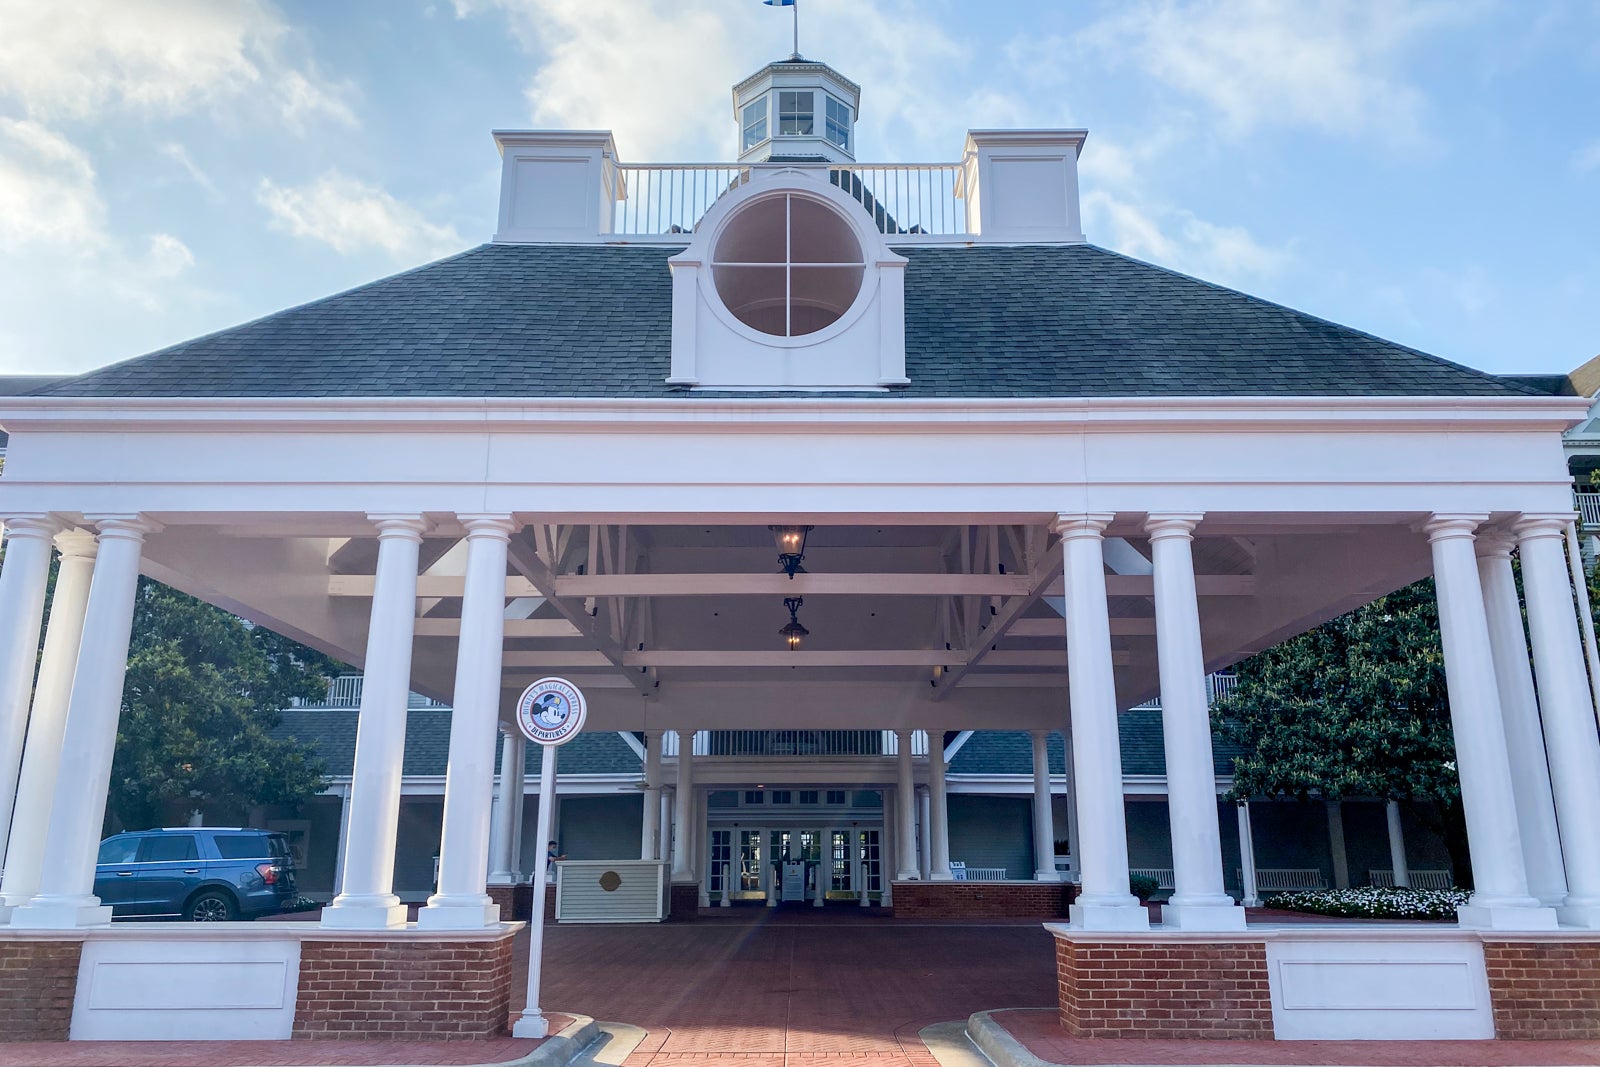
[1054, 937, 1272, 1039]
[0, 940, 82, 1041]
[294, 928, 518, 1040]
[891, 880, 1077, 920]
[1484, 940, 1600, 1040]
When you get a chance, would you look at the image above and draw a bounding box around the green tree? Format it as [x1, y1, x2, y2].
[109, 580, 340, 831]
[1212, 580, 1472, 886]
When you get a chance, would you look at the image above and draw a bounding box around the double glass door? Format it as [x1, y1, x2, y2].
[707, 827, 883, 903]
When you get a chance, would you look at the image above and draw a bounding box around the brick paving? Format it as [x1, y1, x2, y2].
[995, 1007, 1600, 1066]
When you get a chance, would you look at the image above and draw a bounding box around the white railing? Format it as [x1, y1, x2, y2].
[299, 674, 447, 710]
[1130, 867, 1176, 890]
[1575, 492, 1600, 529]
[1369, 869, 1454, 890]
[704, 730, 885, 757]
[952, 863, 1007, 881]
[610, 162, 969, 238]
[1132, 672, 1239, 711]
[1241, 868, 1328, 892]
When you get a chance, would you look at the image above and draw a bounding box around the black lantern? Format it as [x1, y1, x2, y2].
[769, 524, 813, 579]
[779, 596, 809, 650]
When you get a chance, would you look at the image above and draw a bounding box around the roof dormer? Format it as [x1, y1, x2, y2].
[733, 58, 860, 165]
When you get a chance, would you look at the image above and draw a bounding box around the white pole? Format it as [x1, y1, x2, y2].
[1237, 802, 1260, 908]
[513, 743, 559, 1039]
[1386, 800, 1411, 889]
[1564, 522, 1600, 728]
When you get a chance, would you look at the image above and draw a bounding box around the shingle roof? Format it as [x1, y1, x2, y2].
[271, 708, 642, 777]
[37, 244, 1537, 400]
[947, 713, 1241, 778]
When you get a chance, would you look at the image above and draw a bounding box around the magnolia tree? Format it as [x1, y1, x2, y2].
[1211, 580, 1472, 887]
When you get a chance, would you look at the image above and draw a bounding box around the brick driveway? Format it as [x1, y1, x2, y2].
[535, 907, 1059, 1067]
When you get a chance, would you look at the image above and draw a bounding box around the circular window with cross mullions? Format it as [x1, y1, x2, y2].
[710, 192, 865, 338]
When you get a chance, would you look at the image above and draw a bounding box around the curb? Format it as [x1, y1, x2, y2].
[504, 1014, 603, 1067]
[965, 1010, 1057, 1067]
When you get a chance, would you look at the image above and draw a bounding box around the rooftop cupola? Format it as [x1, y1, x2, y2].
[733, 57, 860, 165]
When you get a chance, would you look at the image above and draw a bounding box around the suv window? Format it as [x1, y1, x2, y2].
[97, 836, 139, 864]
[215, 834, 273, 860]
[137, 835, 198, 863]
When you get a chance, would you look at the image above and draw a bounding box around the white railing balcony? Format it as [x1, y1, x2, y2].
[611, 162, 970, 239]
[1131, 671, 1239, 711]
[1575, 491, 1600, 530]
[661, 728, 929, 759]
[295, 674, 447, 710]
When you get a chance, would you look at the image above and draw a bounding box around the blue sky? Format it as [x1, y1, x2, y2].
[0, 0, 1596, 379]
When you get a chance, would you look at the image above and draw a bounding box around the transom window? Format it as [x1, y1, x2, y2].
[711, 193, 865, 337]
[741, 96, 768, 151]
[824, 96, 851, 150]
[778, 91, 813, 136]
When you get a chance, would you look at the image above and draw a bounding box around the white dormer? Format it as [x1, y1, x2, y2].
[666, 166, 907, 390]
[733, 58, 860, 165]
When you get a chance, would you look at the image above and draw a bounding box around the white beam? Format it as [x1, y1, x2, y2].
[501, 648, 1127, 669]
[414, 618, 581, 638]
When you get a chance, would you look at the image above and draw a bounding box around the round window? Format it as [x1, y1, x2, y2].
[711, 194, 865, 338]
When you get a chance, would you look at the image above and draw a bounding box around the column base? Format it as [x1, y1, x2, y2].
[1034, 869, 1062, 882]
[487, 872, 517, 886]
[1556, 902, 1600, 929]
[1070, 901, 1151, 931]
[1456, 903, 1559, 931]
[512, 1010, 551, 1038]
[416, 899, 501, 929]
[6, 898, 114, 929]
[1160, 901, 1248, 930]
[896, 870, 920, 881]
[319, 901, 409, 929]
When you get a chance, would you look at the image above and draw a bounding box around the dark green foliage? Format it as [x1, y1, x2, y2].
[1129, 874, 1161, 902]
[108, 580, 340, 831]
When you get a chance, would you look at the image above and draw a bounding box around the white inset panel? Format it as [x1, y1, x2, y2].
[1267, 938, 1493, 1040]
[71, 937, 300, 1040]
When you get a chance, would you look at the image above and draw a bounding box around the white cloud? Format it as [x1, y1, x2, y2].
[1079, 0, 1484, 145]
[0, 118, 105, 249]
[0, 0, 353, 128]
[1575, 141, 1600, 173]
[258, 172, 466, 262]
[1083, 188, 1290, 289]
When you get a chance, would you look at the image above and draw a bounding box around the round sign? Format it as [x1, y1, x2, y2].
[515, 677, 588, 746]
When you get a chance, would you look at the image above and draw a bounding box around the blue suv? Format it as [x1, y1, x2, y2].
[94, 828, 298, 921]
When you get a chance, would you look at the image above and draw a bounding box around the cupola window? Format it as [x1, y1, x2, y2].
[824, 96, 851, 150]
[741, 96, 769, 151]
[710, 192, 864, 337]
[777, 90, 814, 137]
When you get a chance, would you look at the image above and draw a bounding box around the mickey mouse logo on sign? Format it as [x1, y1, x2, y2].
[515, 677, 588, 746]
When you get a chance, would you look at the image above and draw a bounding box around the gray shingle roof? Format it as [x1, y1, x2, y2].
[37, 244, 1536, 400]
[271, 707, 642, 777]
[947, 713, 1241, 778]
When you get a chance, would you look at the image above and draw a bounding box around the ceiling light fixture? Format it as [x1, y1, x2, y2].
[779, 596, 809, 650]
[769, 524, 813, 579]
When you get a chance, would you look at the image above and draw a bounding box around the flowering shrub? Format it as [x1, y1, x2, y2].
[1266, 886, 1469, 920]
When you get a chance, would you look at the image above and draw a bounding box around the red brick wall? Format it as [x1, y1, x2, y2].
[669, 883, 700, 918]
[891, 880, 1076, 919]
[1484, 940, 1600, 1040]
[0, 940, 82, 1041]
[1055, 938, 1272, 1039]
[294, 935, 515, 1040]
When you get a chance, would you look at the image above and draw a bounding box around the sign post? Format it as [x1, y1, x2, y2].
[510, 678, 587, 1039]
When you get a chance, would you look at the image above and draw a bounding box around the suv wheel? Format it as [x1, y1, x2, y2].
[186, 890, 237, 922]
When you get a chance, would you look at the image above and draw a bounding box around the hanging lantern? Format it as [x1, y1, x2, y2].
[778, 596, 809, 650]
[769, 524, 813, 579]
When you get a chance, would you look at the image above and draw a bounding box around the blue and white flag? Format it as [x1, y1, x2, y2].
[763, 0, 796, 6]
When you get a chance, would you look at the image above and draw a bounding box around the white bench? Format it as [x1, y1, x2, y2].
[1369, 869, 1453, 889]
[1241, 868, 1328, 892]
[950, 862, 1006, 881]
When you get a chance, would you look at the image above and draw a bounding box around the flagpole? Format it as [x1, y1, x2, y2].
[793, 0, 799, 58]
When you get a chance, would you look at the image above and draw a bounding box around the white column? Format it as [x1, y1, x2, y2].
[1326, 800, 1350, 890]
[1516, 514, 1600, 927]
[880, 789, 895, 905]
[488, 732, 517, 885]
[1477, 534, 1567, 906]
[1425, 514, 1554, 930]
[1386, 801, 1411, 889]
[813, 841, 826, 907]
[894, 729, 918, 880]
[332, 785, 352, 896]
[696, 790, 710, 907]
[422, 516, 514, 929]
[763, 832, 777, 906]
[641, 731, 663, 860]
[507, 732, 526, 879]
[1030, 731, 1059, 881]
[0, 530, 94, 920]
[929, 741, 953, 880]
[0, 515, 58, 877]
[1236, 802, 1261, 908]
[1055, 513, 1147, 930]
[1063, 733, 1080, 880]
[12, 516, 152, 929]
[671, 732, 694, 882]
[1147, 515, 1244, 929]
[321, 515, 427, 930]
[658, 789, 672, 875]
[917, 787, 931, 879]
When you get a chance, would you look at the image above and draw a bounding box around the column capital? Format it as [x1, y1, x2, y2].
[459, 514, 518, 539]
[52, 528, 98, 559]
[2, 514, 59, 540]
[369, 514, 429, 540]
[1052, 512, 1116, 538]
[88, 514, 161, 540]
[1144, 513, 1204, 539]
[1512, 513, 1577, 542]
[1474, 528, 1518, 559]
[1422, 513, 1488, 542]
